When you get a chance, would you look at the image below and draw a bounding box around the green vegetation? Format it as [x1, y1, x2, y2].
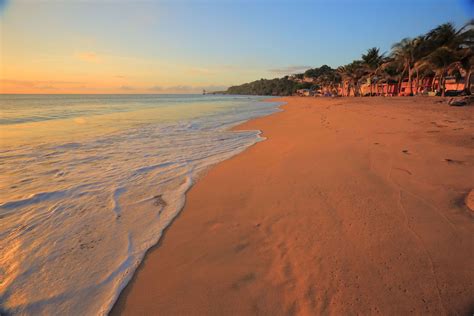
[223, 66, 339, 96]
[223, 21, 473, 96]
[225, 77, 298, 96]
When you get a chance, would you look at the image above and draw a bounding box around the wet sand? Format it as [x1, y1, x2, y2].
[112, 96, 474, 315]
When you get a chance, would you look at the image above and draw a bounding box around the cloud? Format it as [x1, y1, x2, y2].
[75, 52, 101, 63]
[268, 65, 311, 75]
[149, 86, 163, 91]
[118, 85, 135, 90]
[0, 79, 83, 88]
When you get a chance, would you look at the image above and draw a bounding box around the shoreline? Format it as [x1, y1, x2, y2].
[111, 96, 474, 315]
[108, 97, 285, 314]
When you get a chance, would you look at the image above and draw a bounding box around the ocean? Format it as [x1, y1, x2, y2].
[0, 94, 281, 315]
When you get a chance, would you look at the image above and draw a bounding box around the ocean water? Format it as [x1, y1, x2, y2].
[0, 94, 281, 315]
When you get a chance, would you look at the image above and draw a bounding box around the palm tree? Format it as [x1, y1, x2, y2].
[410, 36, 435, 93]
[453, 21, 473, 94]
[377, 58, 402, 96]
[420, 21, 474, 96]
[337, 65, 352, 96]
[458, 48, 474, 94]
[424, 22, 474, 50]
[418, 47, 460, 96]
[362, 47, 386, 95]
[391, 38, 419, 95]
[337, 61, 366, 96]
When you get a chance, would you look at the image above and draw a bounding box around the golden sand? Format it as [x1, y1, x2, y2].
[112, 96, 474, 315]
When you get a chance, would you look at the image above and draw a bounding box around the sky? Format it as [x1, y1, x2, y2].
[0, 0, 472, 94]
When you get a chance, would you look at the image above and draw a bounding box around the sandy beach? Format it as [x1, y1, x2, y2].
[112, 96, 474, 315]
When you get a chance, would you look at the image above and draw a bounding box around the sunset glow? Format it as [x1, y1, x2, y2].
[1, 0, 471, 94]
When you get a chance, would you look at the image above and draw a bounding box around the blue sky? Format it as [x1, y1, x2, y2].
[1, 0, 472, 93]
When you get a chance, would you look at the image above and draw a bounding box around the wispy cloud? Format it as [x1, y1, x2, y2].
[118, 85, 135, 91]
[0, 79, 83, 88]
[75, 52, 101, 63]
[268, 65, 311, 75]
[149, 85, 163, 91]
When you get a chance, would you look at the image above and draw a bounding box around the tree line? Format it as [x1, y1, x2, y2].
[223, 21, 473, 97]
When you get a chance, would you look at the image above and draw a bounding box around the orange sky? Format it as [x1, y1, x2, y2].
[0, 1, 269, 94]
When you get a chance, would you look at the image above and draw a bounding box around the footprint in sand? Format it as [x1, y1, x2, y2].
[231, 273, 256, 290]
[394, 167, 412, 175]
[445, 159, 465, 165]
[431, 122, 448, 128]
[402, 149, 410, 155]
[234, 242, 250, 253]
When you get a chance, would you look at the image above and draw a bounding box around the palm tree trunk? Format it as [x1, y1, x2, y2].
[440, 69, 447, 97]
[398, 66, 407, 96]
[432, 75, 438, 92]
[465, 69, 472, 95]
[408, 64, 413, 96]
[369, 76, 373, 96]
[397, 76, 403, 96]
[441, 77, 445, 97]
[415, 68, 419, 95]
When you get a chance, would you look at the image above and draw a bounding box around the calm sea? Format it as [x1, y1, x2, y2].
[0, 94, 281, 315]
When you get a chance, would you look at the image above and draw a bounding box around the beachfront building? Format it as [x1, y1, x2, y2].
[295, 89, 314, 96]
[444, 76, 466, 95]
[400, 76, 468, 96]
[335, 74, 469, 97]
